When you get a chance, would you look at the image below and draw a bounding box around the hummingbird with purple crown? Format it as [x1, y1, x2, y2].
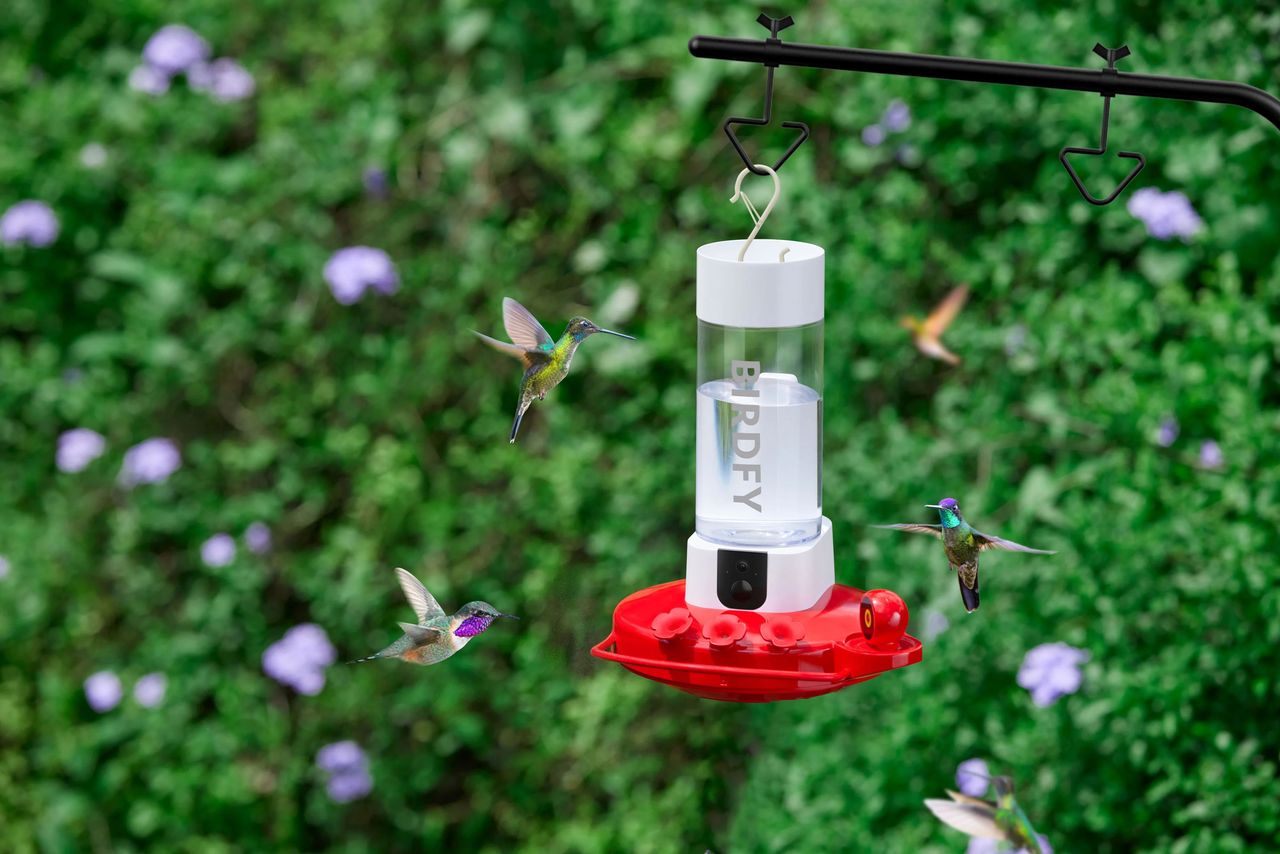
[350, 568, 517, 666]
[925, 774, 1046, 853]
[876, 498, 1054, 613]
[475, 297, 635, 443]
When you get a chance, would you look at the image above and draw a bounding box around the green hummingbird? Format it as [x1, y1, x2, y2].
[876, 497, 1054, 613]
[351, 568, 517, 666]
[924, 774, 1046, 853]
[475, 297, 635, 443]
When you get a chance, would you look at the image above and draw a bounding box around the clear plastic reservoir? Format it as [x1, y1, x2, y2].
[695, 320, 823, 547]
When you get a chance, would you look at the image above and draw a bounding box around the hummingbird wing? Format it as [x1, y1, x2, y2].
[946, 790, 998, 809]
[473, 331, 549, 369]
[503, 297, 554, 351]
[971, 529, 1056, 554]
[395, 568, 447, 624]
[921, 284, 969, 338]
[398, 622, 443, 643]
[923, 798, 1005, 839]
[874, 523, 944, 539]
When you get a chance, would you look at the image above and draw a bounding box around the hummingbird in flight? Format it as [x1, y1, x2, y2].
[475, 297, 635, 442]
[924, 774, 1046, 853]
[350, 568, 517, 666]
[900, 284, 968, 365]
[876, 498, 1054, 613]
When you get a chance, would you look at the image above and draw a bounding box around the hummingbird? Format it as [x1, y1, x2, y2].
[876, 498, 1054, 613]
[924, 774, 1045, 854]
[350, 568, 517, 666]
[475, 297, 635, 443]
[900, 284, 968, 365]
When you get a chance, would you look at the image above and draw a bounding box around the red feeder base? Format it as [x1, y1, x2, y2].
[591, 580, 922, 703]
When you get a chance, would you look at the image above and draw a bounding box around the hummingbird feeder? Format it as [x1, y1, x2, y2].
[592, 166, 922, 702]
[594, 9, 1280, 701]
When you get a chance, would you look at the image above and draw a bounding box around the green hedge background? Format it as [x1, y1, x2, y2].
[3, 1, 1279, 851]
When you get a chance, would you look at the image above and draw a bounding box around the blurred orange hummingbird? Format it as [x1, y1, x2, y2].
[900, 284, 969, 365]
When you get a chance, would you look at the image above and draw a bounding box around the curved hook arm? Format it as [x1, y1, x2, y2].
[1059, 45, 1146, 205]
[730, 164, 782, 261]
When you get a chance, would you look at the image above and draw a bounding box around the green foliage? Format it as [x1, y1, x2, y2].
[3, 0, 1280, 851]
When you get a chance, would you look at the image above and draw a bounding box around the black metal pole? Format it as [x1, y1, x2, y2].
[689, 36, 1280, 132]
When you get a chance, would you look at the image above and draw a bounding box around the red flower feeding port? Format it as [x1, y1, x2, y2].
[592, 236, 922, 702]
[592, 581, 921, 703]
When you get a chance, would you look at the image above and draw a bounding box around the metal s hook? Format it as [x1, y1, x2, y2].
[1059, 43, 1146, 206]
[730, 164, 782, 261]
[723, 13, 810, 177]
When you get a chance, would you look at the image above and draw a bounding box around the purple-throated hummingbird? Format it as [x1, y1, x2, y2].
[876, 498, 1054, 613]
[475, 297, 635, 443]
[351, 568, 517, 666]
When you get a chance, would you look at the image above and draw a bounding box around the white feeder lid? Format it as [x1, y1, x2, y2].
[696, 238, 824, 328]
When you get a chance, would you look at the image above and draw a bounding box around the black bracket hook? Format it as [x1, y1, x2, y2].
[722, 13, 811, 176]
[1059, 43, 1146, 205]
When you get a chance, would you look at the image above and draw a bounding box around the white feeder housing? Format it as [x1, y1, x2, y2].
[687, 238, 833, 611]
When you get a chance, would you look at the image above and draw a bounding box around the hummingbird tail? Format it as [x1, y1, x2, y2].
[959, 576, 980, 613]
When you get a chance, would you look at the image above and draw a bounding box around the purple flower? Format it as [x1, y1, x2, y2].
[967, 838, 1052, 854]
[189, 58, 255, 102]
[201, 533, 236, 567]
[363, 167, 389, 198]
[921, 609, 950, 642]
[1, 200, 60, 247]
[85, 671, 123, 712]
[1155, 416, 1179, 448]
[1199, 439, 1224, 470]
[956, 758, 990, 797]
[882, 99, 911, 133]
[1017, 642, 1088, 707]
[861, 124, 886, 147]
[244, 522, 272, 554]
[323, 246, 399, 304]
[128, 64, 171, 96]
[317, 741, 372, 803]
[326, 767, 373, 802]
[57, 428, 106, 473]
[1126, 187, 1203, 240]
[133, 673, 167, 707]
[316, 740, 367, 773]
[262, 623, 336, 695]
[0, 555, 10, 580]
[119, 438, 181, 486]
[142, 25, 210, 75]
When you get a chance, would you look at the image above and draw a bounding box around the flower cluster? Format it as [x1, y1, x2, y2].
[84, 671, 167, 711]
[1017, 642, 1088, 707]
[316, 741, 373, 802]
[323, 246, 399, 304]
[201, 533, 237, 567]
[262, 624, 336, 695]
[119, 438, 182, 487]
[130, 25, 254, 102]
[1, 200, 59, 248]
[862, 99, 911, 146]
[1126, 187, 1203, 240]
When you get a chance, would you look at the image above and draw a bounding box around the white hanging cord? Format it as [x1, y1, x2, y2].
[730, 164, 781, 262]
[778, 247, 791, 262]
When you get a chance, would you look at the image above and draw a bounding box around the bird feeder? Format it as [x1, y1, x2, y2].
[592, 236, 922, 702]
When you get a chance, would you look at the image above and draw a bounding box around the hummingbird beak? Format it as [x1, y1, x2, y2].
[924, 504, 944, 509]
[595, 326, 636, 340]
[497, 613, 520, 620]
